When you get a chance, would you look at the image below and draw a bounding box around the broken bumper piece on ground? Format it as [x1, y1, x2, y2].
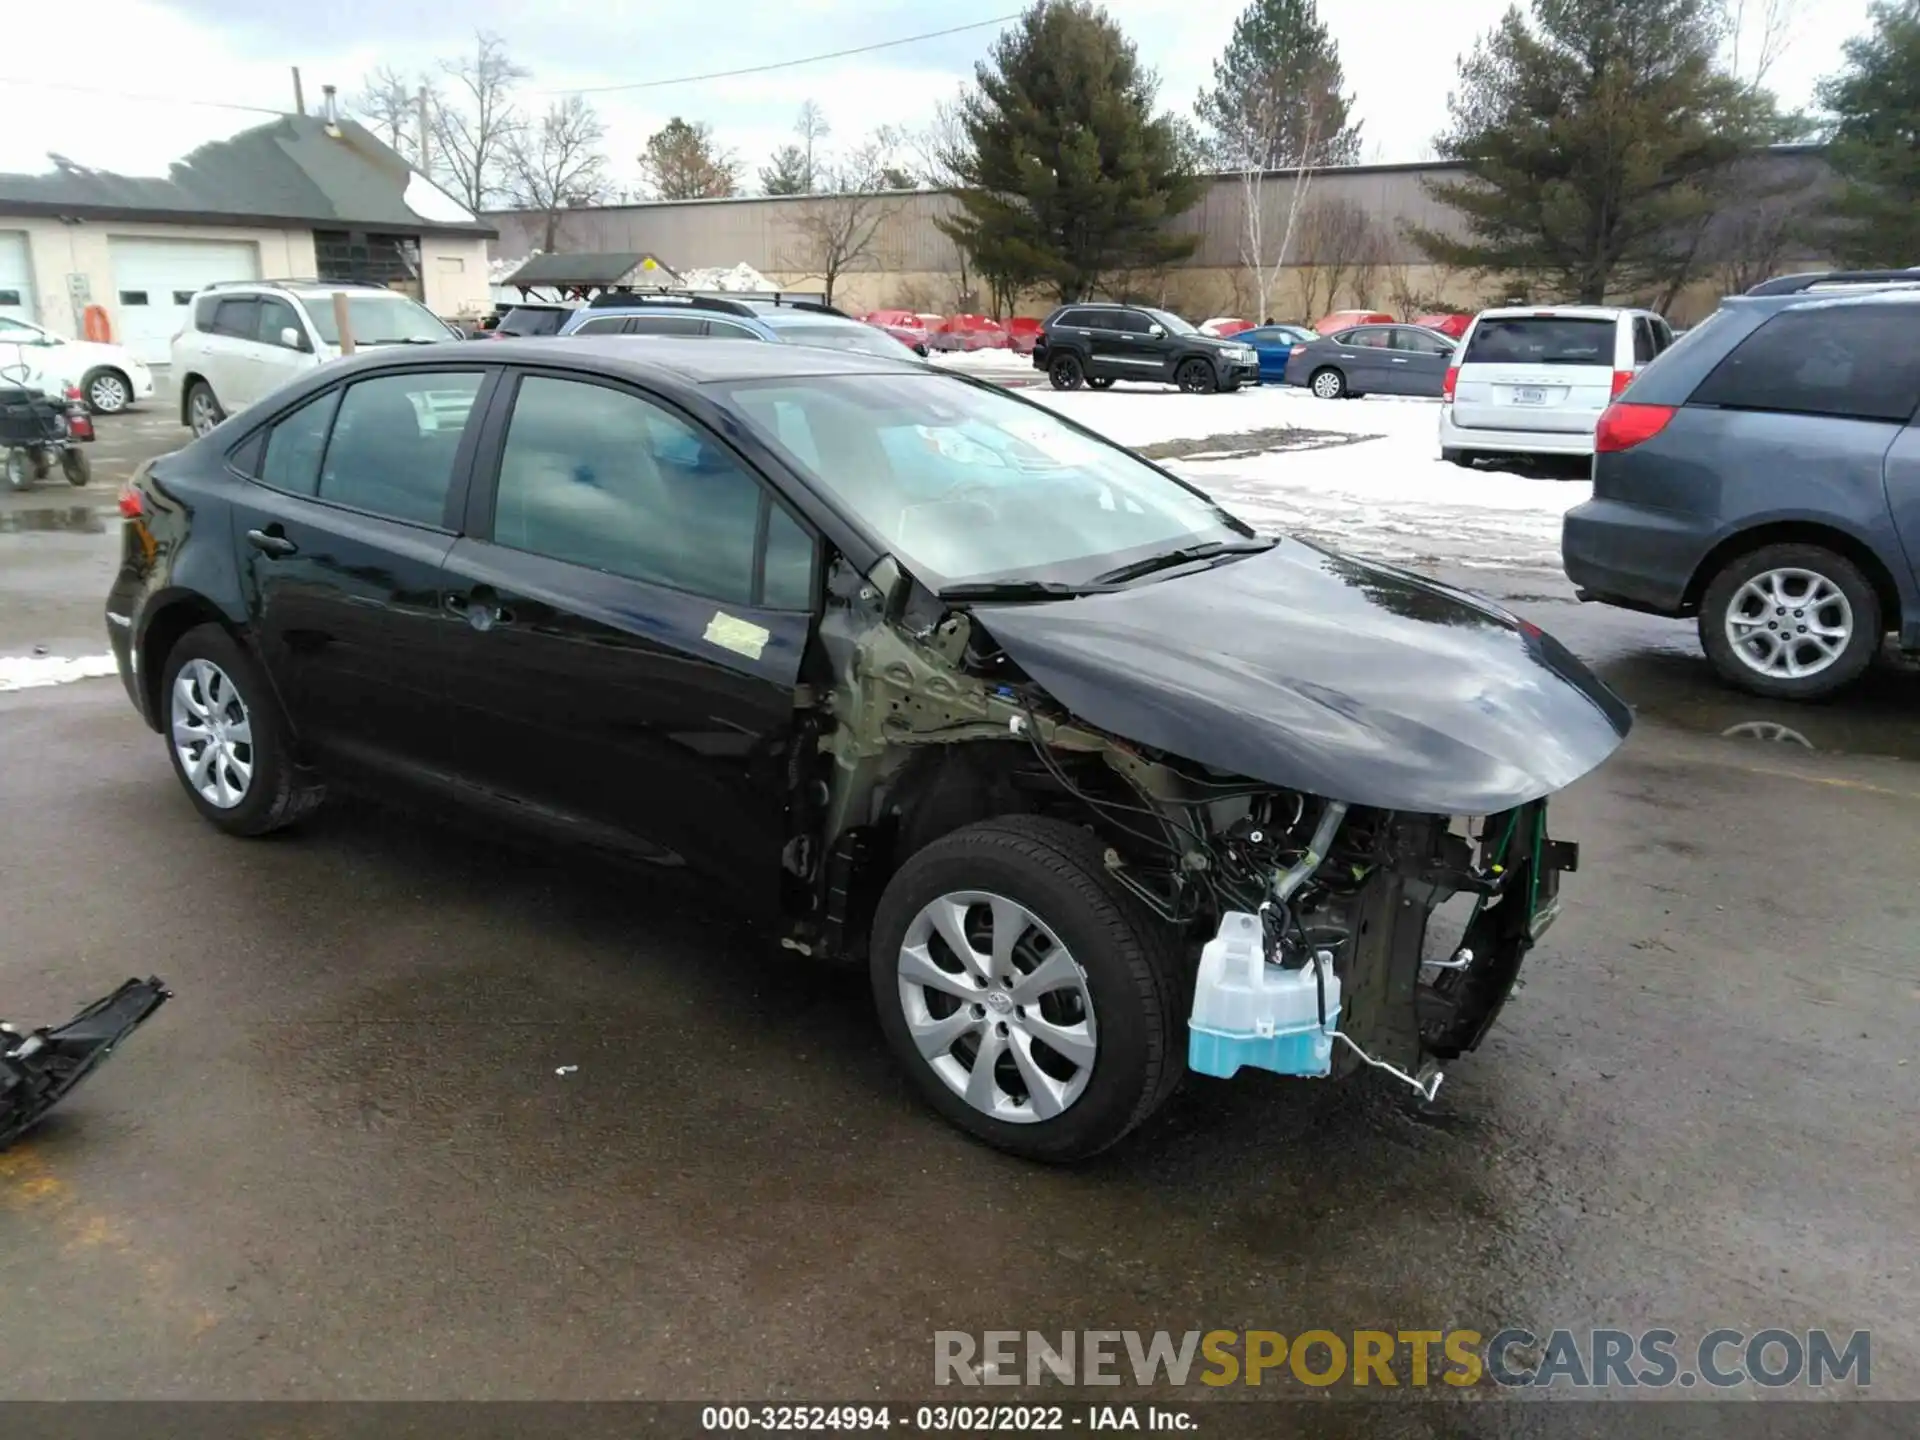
[0, 976, 171, 1149]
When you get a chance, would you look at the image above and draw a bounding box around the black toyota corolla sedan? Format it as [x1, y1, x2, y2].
[106, 338, 1629, 1161]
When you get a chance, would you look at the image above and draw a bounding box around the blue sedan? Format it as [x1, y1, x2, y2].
[1239, 325, 1320, 383]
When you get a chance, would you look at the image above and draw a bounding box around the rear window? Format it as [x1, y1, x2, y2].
[1687, 305, 1920, 424]
[1464, 317, 1616, 367]
[496, 306, 569, 336]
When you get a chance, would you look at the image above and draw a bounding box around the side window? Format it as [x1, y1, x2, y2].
[256, 297, 302, 349]
[1346, 329, 1391, 349]
[1688, 307, 1920, 424]
[1654, 318, 1676, 353]
[572, 315, 630, 336]
[1053, 309, 1090, 328]
[491, 375, 799, 607]
[626, 314, 708, 336]
[193, 294, 220, 330]
[1632, 317, 1657, 364]
[212, 298, 257, 339]
[705, 319, 762, 339]
[763, 502, 816, 611]
[317, 371, 483, 525]
[1392, 327, 1445, 354]
[256, 389, 341, 495]
[1110, 311, 1151, 335]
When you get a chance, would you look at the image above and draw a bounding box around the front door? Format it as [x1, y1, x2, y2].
[1389, 326, 1456, 396]
[228, 366, 493, 773]
[434, 370, 818, 897]
[1336, 327, 1397, 393]
[247, 295, 314, 407]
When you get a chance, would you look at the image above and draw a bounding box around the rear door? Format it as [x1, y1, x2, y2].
[1452, 314, 1619, 432]
[1388, 327, 1455, 396]
[1078, 308, 1135, 379]
[1333, 327, 1394, 392]
[433, 369, 817, 896]
[227, 366, 494, 772]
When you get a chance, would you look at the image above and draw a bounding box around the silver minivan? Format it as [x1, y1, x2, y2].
[1439, 305, 1676, 464]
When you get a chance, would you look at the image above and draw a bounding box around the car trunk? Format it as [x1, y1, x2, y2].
[1452, 316, 1617, 433]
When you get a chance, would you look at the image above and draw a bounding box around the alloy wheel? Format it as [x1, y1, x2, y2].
[896, 890, 1097, 1124]
[170, 658, 254, 809]
[189, 390, 220, 437]
[88, 374, 130, 413]
[1311, 369, 1344, 399]
[1724, 567, 1853, 680]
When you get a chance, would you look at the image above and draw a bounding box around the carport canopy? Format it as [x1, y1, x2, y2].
[502, 252, 682, 299]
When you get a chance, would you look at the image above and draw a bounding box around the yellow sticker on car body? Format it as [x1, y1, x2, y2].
[704, 611, 771, 660]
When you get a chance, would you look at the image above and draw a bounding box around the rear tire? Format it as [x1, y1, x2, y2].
[1698, 543, 1880, 701]
[159, 624, 325, 836]
[61, 448, 90, 486]
[1441, 448, 1476, 467]
[185, 380, 224, 437]
[1087, 376, 1116, 390]
[4, 450, 28, 491]
[870, 816, 1186, 1162]
[1048, 354, 1086, 391]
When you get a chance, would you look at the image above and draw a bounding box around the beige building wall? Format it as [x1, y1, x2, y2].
[419, 235, 492, 318]
[11, 216, 313, 339]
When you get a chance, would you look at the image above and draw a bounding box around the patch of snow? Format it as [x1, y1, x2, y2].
[678, 262, 776, 292]
[928, 349, 1037, 378]
[404, 171, 477, 225]
[0, 654, 118, 692]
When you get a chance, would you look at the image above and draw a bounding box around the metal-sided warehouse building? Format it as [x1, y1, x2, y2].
[0, 112, 496, 364]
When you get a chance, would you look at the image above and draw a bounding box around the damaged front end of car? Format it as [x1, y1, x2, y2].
[1, 977, 171, 1150]
[780, 537, 1628, 1101]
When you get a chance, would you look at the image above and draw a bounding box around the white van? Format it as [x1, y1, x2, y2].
[1438, 305, 1676, 464]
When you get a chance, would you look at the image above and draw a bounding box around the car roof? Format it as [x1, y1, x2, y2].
[755, 310, 868, 331]
[1730, 285, 1920, 316]
[1474, 305, 1641, 321]
[337, 334, 927, 385]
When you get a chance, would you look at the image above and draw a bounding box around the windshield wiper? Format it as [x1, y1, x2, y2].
[938, 578, 1117, 602]
[1089, 538, 1275, 586]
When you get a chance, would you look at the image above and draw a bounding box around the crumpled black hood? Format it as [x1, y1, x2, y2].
[971, 539, 1631, 815]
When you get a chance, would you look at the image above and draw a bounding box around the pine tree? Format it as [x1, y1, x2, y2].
[1817, 0, 1920, 267]
[938, 1, 1201, 303]
[760, 145, 812, 196]
[638, 118, 738, 201]
[1196, 0, 1361, 168]
[1411, 0, 1773, 304]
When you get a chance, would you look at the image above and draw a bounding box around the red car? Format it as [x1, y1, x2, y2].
[863, 309, 933, 355]
[1315, 309, 1395, 335]
[1004, 317, 1043, 355]
[1413, 312, 1473, 339]
[931, 313, 1009, 351]
[1199, 317, 1255, 338]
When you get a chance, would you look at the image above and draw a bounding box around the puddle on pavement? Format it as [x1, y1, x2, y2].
[1594, 649, 1920, 764]
[0, 505, 108, 534]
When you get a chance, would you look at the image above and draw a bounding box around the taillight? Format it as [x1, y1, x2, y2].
[1594, 402, 1676, 454]
[1289, 344, 1305, 356]
[117, 475, 144, 517]
[1610, 369, 1634, 398]
[1442, 366, 1460, 401]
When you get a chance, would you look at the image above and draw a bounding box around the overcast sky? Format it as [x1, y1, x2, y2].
[0, 0, 1877, 189]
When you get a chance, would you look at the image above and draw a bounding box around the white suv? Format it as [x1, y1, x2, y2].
[1438, 305, 1676, 464]
[171, 281, 457, 436]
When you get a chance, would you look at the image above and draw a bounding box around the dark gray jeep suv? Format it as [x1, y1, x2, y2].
[1033, 304, 1259, 394]
[1562, 269, 1920, 700]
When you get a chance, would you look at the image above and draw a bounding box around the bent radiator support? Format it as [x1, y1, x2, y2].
[1, 977, 171, 1149]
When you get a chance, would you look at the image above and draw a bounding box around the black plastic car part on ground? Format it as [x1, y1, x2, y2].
[1, 977, 171, 1149]
[1031, 304, 1259, 393]
[1562, 279, 1920, 701]
[105, 338, 1624, 1160]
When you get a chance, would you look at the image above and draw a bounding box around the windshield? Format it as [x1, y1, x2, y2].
[1142, 308, 1197, 336]
[711, 373, 1251, 590]
[771, 322, 912, 358]
[300, 293, 454, 345]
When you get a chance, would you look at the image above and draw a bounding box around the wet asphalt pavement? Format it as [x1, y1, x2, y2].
[1, 406, 1915, 1410]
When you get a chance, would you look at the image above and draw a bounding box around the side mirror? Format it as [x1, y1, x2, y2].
[280, 326, 310, 352]
[1148, 324, 1165, 338]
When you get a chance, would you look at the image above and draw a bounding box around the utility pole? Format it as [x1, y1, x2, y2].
[417, 85, 433, 172]
[291, 67, 305, 115]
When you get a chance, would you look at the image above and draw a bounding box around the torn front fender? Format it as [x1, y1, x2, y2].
[969, 539, 1632, 815]
[1, 977, 171, 1149]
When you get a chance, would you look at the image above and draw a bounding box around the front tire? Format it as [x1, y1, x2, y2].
[82, 367, 132, 415]
[870, 816, 1185, 1162]
[1310, 367, 1347, 399]
[1698, 543, 1880, 700]
[1175, 358, 1219, 394]
[159, 624, 325, 836]
[1048, 354, 1086, 390]
[4, 450, 29, 491]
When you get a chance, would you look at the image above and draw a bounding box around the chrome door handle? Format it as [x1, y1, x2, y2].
[246, 528, 296, 558]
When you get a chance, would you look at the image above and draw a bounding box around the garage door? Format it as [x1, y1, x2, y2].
[108, 237, 261, 364]
[0, 231, 34, 326]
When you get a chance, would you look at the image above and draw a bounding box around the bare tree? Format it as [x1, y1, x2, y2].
[1295, 197, 1381, 318]
[782, 137, 900, 307]
[505, 96, 611, 251]
[432, 31, 528, 211]
[1230, 75, 1324, 322]
[637, 118, 739, 200]
[905, 89, 969, 189]
[1722, 0, 1804, 86]
[354, 65, 419, 154]
[794, 100, 832, 193]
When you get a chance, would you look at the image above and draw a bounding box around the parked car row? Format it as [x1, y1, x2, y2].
[0, 314, 155, 414]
